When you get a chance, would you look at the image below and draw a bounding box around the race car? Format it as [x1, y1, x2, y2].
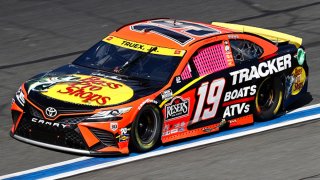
[10, 18, 308, 155]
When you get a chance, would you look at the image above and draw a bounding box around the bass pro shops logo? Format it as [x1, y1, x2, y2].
[165, 97, 189, 120]
[291, 66, 306, 95]
[39, 74, 134, 106]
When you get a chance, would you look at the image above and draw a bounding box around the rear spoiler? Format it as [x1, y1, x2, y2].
[211, 22, 302, 48]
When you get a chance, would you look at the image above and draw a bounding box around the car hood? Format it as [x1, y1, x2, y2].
[24, 64, 163, 111]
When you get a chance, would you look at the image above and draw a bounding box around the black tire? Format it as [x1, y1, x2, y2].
[254, 77, 283, 121]
[130, 105, 161, 152]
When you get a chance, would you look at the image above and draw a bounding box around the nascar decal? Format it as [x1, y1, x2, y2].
[164, 96, 190, 121]
[230, 54, 292, 85]
[291, 66, 306, 95]
[161, 89, 173, 100]
[36, 74, 134, 106]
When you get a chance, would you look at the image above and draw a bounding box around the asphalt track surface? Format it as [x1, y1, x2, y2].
[1, 0, 320, 179]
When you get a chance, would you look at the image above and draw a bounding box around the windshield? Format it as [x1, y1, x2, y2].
[73, 41, 182, 82]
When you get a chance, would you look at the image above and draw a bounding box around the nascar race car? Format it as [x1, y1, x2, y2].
[10, 18, 308, 155]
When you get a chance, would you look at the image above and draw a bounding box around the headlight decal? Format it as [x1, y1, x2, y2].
[15, 87, 25, 107]
[88, 107, 132, 121]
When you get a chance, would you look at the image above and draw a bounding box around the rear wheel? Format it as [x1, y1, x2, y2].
[255, 77, 283, 121]
[130, 105, 161, 152]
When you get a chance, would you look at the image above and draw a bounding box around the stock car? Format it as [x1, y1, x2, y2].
[10, 18, 308, 155]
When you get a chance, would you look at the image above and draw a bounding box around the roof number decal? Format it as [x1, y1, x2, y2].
[152, 20, 219, 36]
[131, 19, 220, 46]
[131, 24, 193, 45]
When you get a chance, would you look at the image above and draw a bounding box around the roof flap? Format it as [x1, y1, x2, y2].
[211, 22, 302, 48]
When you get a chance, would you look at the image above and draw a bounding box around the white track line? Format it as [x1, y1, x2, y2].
[0, 157, 92, 179]
[1, 103, 319, 180]
[288, 103, 320, 114]
[42, 113, 320, 180]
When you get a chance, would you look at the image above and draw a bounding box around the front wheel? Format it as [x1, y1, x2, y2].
[255, 77, 283, 121]
[130, 105, 161, 152]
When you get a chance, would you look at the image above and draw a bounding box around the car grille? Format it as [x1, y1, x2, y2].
[89, 128, 117, 147]
[17, 101, 118, 151]
[27, 103, 43, 118]
[25, 102, 89, 124]
[15, 116, 88, 151]
[12, 110, 21, 124]
[56, 116, 88, 124]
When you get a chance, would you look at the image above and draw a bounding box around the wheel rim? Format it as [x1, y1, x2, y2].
[257, 81, 275, 111]
[137, 109, 157, 144]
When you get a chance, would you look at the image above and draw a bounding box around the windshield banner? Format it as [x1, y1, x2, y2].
[103, 36, 186, 57]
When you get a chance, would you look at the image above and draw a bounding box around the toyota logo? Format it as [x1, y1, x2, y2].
[45, 107, 58, 118]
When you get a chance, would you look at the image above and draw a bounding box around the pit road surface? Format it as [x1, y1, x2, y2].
[1, 0, 320, 179]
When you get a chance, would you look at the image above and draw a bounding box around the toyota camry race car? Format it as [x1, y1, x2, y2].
[10, 18, 308, 155]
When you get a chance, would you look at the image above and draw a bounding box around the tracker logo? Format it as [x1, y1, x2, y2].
[230, 54, 292, 85]
[165, 97, 189, 120]
[31, 117, 67, 129]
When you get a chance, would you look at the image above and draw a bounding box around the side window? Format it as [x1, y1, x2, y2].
[181, 63, 193, 80]
[180, 41, 234, 80]
[230, 40, 263, 65]
[193, 42, 231, 77]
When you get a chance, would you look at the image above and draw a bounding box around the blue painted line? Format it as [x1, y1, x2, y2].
[5, 106, 320, 180]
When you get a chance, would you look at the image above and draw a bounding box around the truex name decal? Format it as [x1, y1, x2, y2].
[165, 96, 189, 121]
[230, 54, 292, 85]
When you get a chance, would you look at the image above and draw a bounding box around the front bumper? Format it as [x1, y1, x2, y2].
[11, 100, 130, 155]
[11, 133, 123, 156]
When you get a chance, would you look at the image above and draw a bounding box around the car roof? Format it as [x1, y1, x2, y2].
[109, 18, 234, 49]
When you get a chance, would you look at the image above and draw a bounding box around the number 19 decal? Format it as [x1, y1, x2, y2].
[190, 78, 225, 124]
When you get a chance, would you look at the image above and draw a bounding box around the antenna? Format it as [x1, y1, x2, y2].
[143, 27, 155, 32]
